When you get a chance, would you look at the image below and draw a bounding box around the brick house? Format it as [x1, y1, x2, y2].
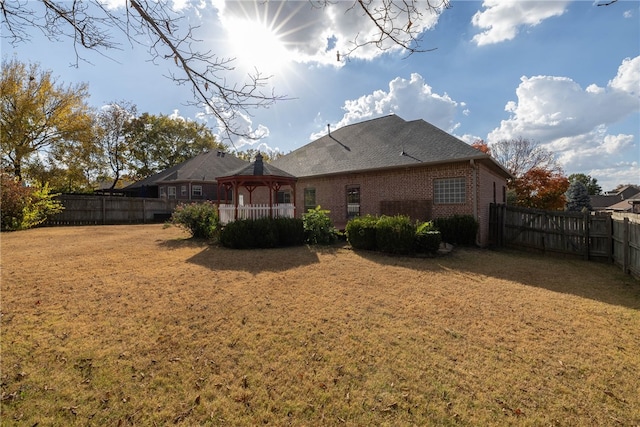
[271, 115, 511, 246]
[123, 149, 249, 201]
[125, 115, 511, 246]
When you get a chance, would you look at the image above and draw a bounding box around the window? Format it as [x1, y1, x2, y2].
[346, 185, 360, 219]
[304, 188, 316, 212]
[181, 185, 187, 197]
[434, 177, 465, 204]
[192, 185, 203, 197]
[159, 187, 166, 198]
[168, 186, 176, 199]
[277, 190, 291, 204]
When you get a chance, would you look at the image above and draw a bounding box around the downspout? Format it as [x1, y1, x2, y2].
[470, 159, 479, 245]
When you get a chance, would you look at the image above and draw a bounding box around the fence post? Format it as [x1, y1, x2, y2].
[623, 217, 630, 274]
[584, 211, 590, 261]
[102, 196, 106, 225]
[606, 214, 613, 263]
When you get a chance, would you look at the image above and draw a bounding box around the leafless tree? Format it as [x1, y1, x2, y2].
[489, 137, 560, 178]
[1, 0, 448, 141]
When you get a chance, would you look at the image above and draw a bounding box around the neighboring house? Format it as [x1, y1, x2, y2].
[123, 150, 249, 201]
[590, 185, 640, 212]
[272, 115, 512, 246]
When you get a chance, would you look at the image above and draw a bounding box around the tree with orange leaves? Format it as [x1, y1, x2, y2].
[512, 167, 570, 210]
[471, 139, 491, 154]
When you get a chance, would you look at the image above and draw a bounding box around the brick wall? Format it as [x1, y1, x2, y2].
[294, 161, 507, 246]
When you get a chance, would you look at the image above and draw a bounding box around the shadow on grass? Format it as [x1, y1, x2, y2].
[353, 246, 640, 310]
[180, 241, 324, 274]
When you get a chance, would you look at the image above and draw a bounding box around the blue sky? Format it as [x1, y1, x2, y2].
[3, 0, 639, 191]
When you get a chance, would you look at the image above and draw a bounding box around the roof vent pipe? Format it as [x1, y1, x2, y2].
[327, 124, 331, 136]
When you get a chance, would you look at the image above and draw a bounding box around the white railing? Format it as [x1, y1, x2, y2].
[218, 203, 295, 225]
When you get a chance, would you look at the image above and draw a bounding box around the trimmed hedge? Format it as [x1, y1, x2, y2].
[220, 217, 304, 249]
[375, 215, 416, 255]
[415, 221, 442, 253]
[433, 215, 478, 245]
[345, 215, 378, 250]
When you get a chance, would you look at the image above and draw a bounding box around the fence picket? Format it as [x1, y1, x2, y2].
[490, 204, 640, 279]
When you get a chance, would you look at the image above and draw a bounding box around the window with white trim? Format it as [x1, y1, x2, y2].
[168, 186, 176, 199]
[434, 177, 466, 204]
[159, 187, 166, 198]
[192, 185, 203, 197]
[346, 185, 360, 219]
[181, 185, 187, 196]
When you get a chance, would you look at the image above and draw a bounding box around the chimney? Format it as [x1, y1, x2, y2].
[327, 124, 331, 136]
[254, 152, 264, 175]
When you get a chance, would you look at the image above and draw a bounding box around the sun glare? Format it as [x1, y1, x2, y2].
[226, 18, 291, 75]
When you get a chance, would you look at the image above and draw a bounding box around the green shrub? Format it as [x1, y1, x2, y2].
[220, 219, 254, 249]
[273, 217, 305, 247]
[170, 201, 220, 239]
[220, 217, 305, 249]
[302, 206, 338, 245]
[1, 174, 64, 231]
[251, 217, 279, 248]
[414, 221, 442, 253]
[375, 215, 416, 254]
[433, 215, 479, 245]
[345, 215, 378, 250]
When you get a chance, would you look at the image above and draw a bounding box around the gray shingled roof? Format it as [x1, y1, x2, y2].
[125, 150, 249, 189]
[223, 153, 295, 178]
[272, 115, 504, 177]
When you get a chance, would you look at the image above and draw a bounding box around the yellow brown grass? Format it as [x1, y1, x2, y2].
[1, 225, 639, 426]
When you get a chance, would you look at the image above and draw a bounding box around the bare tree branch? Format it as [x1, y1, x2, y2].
[1, 0, 449, 144]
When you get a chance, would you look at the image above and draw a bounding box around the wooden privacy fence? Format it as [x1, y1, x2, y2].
[489, 204, 640, 279]
[44, 195, 179, 226]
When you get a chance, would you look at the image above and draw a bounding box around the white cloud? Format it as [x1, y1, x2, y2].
[623, 10, 633, 19]
[487, 56, 640, 190]
[213, 0, 443, 66]
[471, 0, 570, 46]
[310, 73, 461, 139]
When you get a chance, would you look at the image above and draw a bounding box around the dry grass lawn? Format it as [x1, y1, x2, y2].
[1, 224, 639, 426]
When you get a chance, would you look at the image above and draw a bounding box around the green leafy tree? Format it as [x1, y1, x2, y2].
[125, 113, 224, 179]
[0, 58, 94, 182]
[565, 181, 592, 212]
[568, 173, 602, 195]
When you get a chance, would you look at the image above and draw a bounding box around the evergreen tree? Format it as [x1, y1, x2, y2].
[565, 181, 592, 212]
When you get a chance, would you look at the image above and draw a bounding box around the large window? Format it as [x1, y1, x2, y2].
[304, 188, 316, 212]
[434, 177, 465, 204]
[346, 185, 360, 219]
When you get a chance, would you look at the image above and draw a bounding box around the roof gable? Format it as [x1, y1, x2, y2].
[125, 150, 249, 189]
[272, 115, 506, 177]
